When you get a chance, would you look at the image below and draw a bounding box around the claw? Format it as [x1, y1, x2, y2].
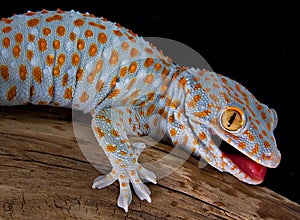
[138, 165, 157, 184]
[117, 181, 132, 212]
[132, 181, 152, 203]
[92, 171, 117, 189]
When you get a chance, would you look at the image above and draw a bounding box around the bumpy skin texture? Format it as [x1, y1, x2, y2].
[0, 9, 281, 212]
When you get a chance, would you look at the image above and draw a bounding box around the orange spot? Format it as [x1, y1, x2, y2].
[144, 58, 154, 68]
[145, 47, 153, 54]
[2, 37, 10, 48]
[46, 54, 55, 66]
[170, 128, 177, 137]
[120, 66, 128, 78]
[6, 85, 17, 101]
[1, 18, 13, 24]
[95, 80, 104, 92]
[74, 18, 85, 27]
[267, 122, 272, 131]
[15, 33, 23, 44]
[178, 77, 187, 88]
[28, 33, 35, 42]
[38, 38, 47, 51]
[53, 40, 60, 50]
[89, 21, 106, 30]
[161, 68, 170, 76]
[113, 30, 123, 37]
[256, 104, 263, 111]
[106, 144, 117, 153]
[43, 27, 51, 36]
[262, 130, 267, 136]
[64, 87, 73, 99]
[76, 68, 84, 81]
[252, 143, 259, 155]
[154, 63, 162, 71]
[198, 132, 207, 140]
[127, 78, 136, 90]
[261, 112, 266, 120]
[80, 91, 89, 102]
[53, 66, 60, 77]
[72, 53, 80, 66]
[129, 62, 137, 73]
[130, 90, 140, 99]
[77, 39, 85, 50]
[26, 50, 33, 61]
[144, 74, 154, 84]
[194, 83, 202, 90]
[263, 141, 271, 148]
[25, 11, 37, 16]
[89, 43, 98, 57]
[168, 115, 175, 123]
[69, 32, 76, 41]
[121, 41, 129, 51]
[56, 26, 66, 36]
[238, 142, 246, 149]
[194, 110, 211, 118]
[98, 32, 107, 44]
[112, 129, 120, 137]
[194, 95, 201, 102]
[13, 45, 21, 57]
[57, 54, 65, 66]
[2, 26, 12, 33]
[107, 89, 120, 99]
[30, 86, 35, 97]
[146, 104, 156, 116]
[94, 127, 105, 137]
[147, 92, 155, 101]
[33, 66, 42, 84]
[62, 73, 68, 86]
[110, 76, 118, 88]
[19, 65, 27, 81]
[27, 18, 40, 27]
[41, 9, 48, 14]
[85, 29, 93, 38]
[0, 65, 9, 81]
[46, 14, 63, 22]
[37, 101, 48, 105]
[130, 48, 139, 57]
[109, 50, 119, 65]
[48, 84, 54, 97]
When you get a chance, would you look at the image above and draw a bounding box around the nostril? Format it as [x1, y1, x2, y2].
[270, 108, 278, 130]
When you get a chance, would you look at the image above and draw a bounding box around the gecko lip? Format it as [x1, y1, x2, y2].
[219, 142, 267, 182]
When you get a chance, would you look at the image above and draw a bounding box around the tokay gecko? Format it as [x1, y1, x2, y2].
[0, 9, 281, 212]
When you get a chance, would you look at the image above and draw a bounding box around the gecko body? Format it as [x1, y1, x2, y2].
[0, 9, 281, 212]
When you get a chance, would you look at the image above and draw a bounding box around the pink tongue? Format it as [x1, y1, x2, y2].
[224, 153, 267, 182]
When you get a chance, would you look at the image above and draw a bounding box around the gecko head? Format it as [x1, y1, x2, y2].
[184, 70, 281, 184]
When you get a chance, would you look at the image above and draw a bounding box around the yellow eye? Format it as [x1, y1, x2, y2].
[220, 107, 245, 132]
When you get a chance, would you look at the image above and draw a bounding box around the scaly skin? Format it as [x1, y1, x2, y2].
[0, 9, 281, 212]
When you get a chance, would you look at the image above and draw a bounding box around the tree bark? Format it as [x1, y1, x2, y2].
[0, 105, 299, 220]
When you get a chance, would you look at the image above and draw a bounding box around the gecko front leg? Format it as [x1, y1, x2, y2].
[91, 107, 157, 212]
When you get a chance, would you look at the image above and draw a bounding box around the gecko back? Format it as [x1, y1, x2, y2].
[0, 9, 165, 113]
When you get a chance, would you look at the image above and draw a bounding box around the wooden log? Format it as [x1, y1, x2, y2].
[1, 105, 299, 220]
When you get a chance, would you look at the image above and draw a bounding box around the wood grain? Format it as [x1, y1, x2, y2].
[1, 105, 299, 220]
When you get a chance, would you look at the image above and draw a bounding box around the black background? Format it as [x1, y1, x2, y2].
[1, 4, 299, 204]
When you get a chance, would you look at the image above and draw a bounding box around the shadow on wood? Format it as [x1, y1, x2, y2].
[1, 105, 299, 219]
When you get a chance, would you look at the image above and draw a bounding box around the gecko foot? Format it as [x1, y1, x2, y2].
[92, 163, 157, 212]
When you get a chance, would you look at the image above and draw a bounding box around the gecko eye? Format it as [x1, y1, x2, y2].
[220, 107, 245, 132]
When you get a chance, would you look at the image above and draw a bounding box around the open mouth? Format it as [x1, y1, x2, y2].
[219, 141, 267, 182]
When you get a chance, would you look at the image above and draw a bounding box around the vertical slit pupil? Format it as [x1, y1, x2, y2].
[227, 112, 237, 127]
